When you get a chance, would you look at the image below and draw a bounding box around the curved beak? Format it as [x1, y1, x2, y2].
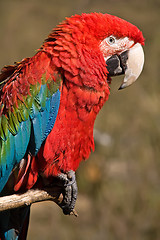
[106, 43, 144, 90]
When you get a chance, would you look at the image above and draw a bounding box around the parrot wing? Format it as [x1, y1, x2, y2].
[0, 53, 61, 192]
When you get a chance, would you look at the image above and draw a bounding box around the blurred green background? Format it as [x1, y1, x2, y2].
[0, 0, 160, 239]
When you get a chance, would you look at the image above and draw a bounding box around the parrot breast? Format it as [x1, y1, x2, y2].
[36, 79, 109, 177]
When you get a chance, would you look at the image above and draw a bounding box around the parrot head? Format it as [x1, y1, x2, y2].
[99, 19, 145, 89]
[44, 13, 144, 90]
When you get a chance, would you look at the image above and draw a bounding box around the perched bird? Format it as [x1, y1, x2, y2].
[0, 13, 144, 239]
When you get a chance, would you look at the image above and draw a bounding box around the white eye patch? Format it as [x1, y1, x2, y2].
[100, 36, 134, 61]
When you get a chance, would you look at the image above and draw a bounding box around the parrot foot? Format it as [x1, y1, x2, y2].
[57, 170, 78, 215]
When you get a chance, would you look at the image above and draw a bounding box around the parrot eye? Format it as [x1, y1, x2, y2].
[107, 36, 116, 45]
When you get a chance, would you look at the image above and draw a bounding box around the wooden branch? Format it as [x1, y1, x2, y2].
[0, 187, 78, 216]
[0, 187, 63, 212]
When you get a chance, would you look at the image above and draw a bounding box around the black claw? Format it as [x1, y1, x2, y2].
[57, 170, 78, 215]
[65, 170, 76, 186]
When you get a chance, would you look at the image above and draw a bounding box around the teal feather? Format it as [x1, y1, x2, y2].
[38, 84, 47, 110]
[44, 89, 60, 139]
[14, 120, 31, 161]
[29, 114, 43, 155]
[41, 100, 50, 139]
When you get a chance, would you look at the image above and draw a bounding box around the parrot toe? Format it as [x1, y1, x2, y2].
[57, 170, 78, 215]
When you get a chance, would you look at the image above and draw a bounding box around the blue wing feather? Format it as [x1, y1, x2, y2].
[44, 89, 60, 140]
[28, 88, 60, 155]
[0, 86, 61, 192]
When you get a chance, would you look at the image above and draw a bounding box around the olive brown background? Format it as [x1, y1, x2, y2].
[0, 0, 160, 239]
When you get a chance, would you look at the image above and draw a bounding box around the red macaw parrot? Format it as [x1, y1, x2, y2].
[0, 13, 144, 239]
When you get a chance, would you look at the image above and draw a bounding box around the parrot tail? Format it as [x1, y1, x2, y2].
[0, 206, 30, 240]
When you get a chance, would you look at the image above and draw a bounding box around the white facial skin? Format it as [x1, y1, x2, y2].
[100, 36, 134, 61]
[100, 36, 144, 88]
